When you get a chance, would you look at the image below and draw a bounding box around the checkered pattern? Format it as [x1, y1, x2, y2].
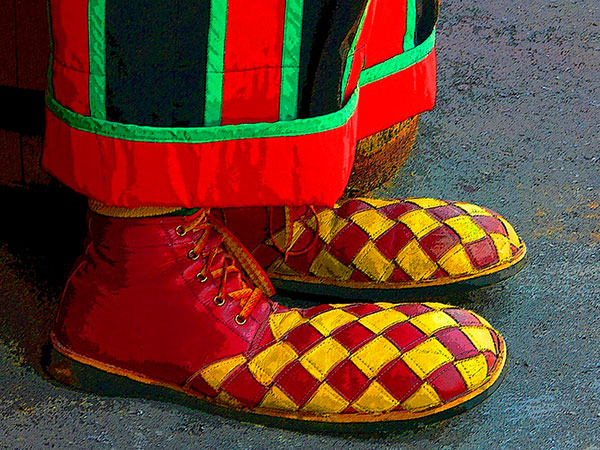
[257, 198, 524, 284]
[197, 302, 503, 415]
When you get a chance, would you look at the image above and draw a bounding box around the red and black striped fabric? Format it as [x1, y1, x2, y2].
[43, 0, 438, 208]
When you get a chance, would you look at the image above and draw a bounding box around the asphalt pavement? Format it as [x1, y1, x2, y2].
[1, 0, 599, 448]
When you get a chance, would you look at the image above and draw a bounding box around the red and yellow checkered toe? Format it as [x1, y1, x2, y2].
[192, 302, 506, 422]
[256, 198, 525, 293]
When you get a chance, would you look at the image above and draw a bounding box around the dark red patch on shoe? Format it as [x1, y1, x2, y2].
[419, 224, 461, 261]
[335, 200, 371, 219]
[377, 359, 422, 403]
[394, 303, 433, 318]
[275, 360, 320, 405]
[285, 322, 324, 353]
[350, 269, 371, 282]
[332, 321, 375, 351]
[329, 224, 370, 265]
[443, 308, 483, 327]
[344, 303, 382, 317]
[374, 222, 414, 259]
[326, 359, 370, 402]
[428, 364, 468, 402]
[388, 267, 413, 282]
[302, 304, 333, 319]
[378, 201, 420, 220]
[222, 367, 268, 408]
[473, 215, 505, 236]
[435, 327, 479, 359]
[384, 322, 427, 352]
[426, 204, 465, 221]
[430, 267, 449, 279]
[483, 350, 497, 373]
[465, 236, 499, 269]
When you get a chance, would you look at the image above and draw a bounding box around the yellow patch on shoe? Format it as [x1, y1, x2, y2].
[423, 302, 454, 310]
[350, 209, 397, 239]
[309, 309, 356, 336]
[444, 215, 487, 243]
[489, 233, 512, 262]
[299, 337, 349, 381]
[248, 342, 298, 386]
[455, 354, 489, 390]
[269, 310, 308, 340]
[454, 202, 493, 216]
[395, 240, 437, 281]
[461, 326, 496, 354]
[410, 310, 458, 335]
[358, 198, 402, 208]
[259, 385, 299, 411]
[305, 209, 349, 244]
[352, 241, 395, 281]
[406, 198, 448, 209]
[402, 338, 454, 379]
[270, 221, 307, 251]
[351, 336, 400, 378]
[201, 354, 247, 390]
[215, 391, 244, 408]
[267, 259, 299, 276]
[437, 245, 475, 276]
[352, 381, 400, 413]
[359, 309, 408, 333]
[302, 383, 349, 414]
[309, 249, 353, 280]
[401, 383, 442, 411]
[498, 216, 521, 247]
[398, 209, 441, 239]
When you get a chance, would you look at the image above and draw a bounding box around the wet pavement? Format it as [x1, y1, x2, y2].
[1, 0, 599, 448]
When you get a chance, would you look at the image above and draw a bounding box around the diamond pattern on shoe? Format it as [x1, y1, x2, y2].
[198, 302, 503, 415]
[260, 198, 525, 285]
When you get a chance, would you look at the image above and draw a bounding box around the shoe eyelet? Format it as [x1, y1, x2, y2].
[213, 296, 225, 307]
[187, 249, 199, 260]
[175, 225, 187, 237]
[196, 273, 208, 283]
[234, 314, 246, 326]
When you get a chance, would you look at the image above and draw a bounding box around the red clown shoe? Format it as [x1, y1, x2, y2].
[218, 197, 526, 300]
[45, 208, 507, 431]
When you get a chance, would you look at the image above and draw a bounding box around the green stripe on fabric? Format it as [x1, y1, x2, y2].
[204, 0, 228, 126]
[46, 89, 358, 143]
[279, 0, 304, 120]
[340, 1, 371, 101]
[359, 30, 434, 86]
[403, 0, 417, 52]
[88, 0, 106, 119]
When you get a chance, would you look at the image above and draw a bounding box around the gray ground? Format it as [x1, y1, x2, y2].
[1, 0, 599, 448]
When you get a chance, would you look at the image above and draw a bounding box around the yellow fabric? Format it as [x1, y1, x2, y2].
[402, 338, 454, 379]
[410, 310, 459, 335]
[358, 309, 408, 333]
[461, 326, 496, 354]
[398, 209, 441, 239]
[309, 309, 356, 336]
[299, 338, 349, 381]
[358, 197, 402, 208]
[489, 233, 512, 262]
[350, 336, 400, 378]
[271, 221, 306, 251]
[309, 249, 354, 280]
[259, 385, 299, 411]
[401, 383, 442, 411]
[437, 245, 475, 276]
[352, 381, 400, 413]
[454, 202, 492, 216]
[444, 215, 488, 243]
[302, 383, 349, 414]
[395, 240, 437, 280]
[201, 355, 247, 389]
[248, 342, 298, 385]
[455, 354, 488, 390]
[269, 310, 308, 340]
[352, 241, 395, 281]
[498, 216, 521, 247]
[406, 198, 448, 209]
[350, 209, 396, 239]
[308, 209, 349, 244]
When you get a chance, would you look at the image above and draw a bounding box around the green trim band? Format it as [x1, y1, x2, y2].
[88, 0, 106, 119]
[279, 0, 304, 121]
[359, 29, 434, 87]
[204, 0, 228, 126]
[47, 90, 358, 144]
[340, 1, 371, 100]
[403, 0, 417, 52]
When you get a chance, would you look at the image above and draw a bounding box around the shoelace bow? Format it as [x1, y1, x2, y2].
[268, 206, 320, 262]
[177, 210, 264, 325]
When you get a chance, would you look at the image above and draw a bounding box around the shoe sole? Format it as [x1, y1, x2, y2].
[43, 331, 507, 434]
[269, 244, 527, 302]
